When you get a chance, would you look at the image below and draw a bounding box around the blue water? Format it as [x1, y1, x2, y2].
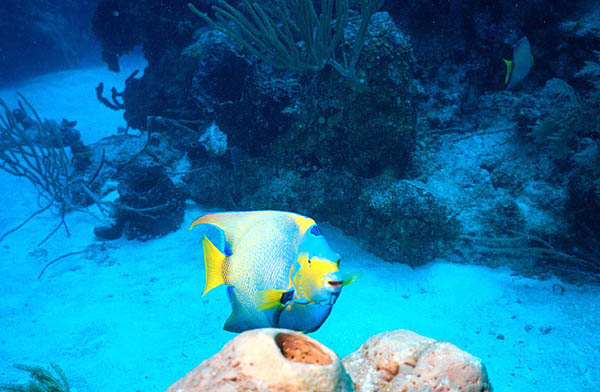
[1, 1, 599, 391]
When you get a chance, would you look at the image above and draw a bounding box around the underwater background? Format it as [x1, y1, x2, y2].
[1, 0, 599, 390]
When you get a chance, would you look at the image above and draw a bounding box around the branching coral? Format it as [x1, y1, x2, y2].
[188, 0, 384, 80]
[530, 51, 600, 161]
[0, 95, 108, 245]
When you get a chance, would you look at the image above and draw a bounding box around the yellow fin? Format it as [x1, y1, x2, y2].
[503, 59, 513, 85]
[293, 214, 316, 235]
[257, 289, 287, 311]
[343, 272, 361, 286]
[202, 234, 227, 296]
[190, 211, 251, 232]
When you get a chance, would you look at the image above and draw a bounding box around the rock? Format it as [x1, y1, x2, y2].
[342, 330, 492, 392]
[274, 11, 417, 178]
[93, 219, 124, 241]
[359, 178, 459, 265]
[198, 121, 227, 156]
[167, 328, 353, 392]
[114, 161, 186, 241]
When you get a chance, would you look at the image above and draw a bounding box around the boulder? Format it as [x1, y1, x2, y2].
[342, 330, 492, 392]
[166, 328, 353, 392]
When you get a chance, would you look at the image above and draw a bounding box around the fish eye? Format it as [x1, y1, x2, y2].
[308, 258, 312, 266]
[336, 258, 340, 266]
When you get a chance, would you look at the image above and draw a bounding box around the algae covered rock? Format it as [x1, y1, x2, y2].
[185, 157, 456, 266]
[113, 161, 185, 241]
[166, 328, 353, 392]
[359, 178, 459, 265]
[277, 12, 417, 178]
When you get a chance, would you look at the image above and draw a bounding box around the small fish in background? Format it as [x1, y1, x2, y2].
[503, 36, 534, 89]
[189, 210, 358, 333]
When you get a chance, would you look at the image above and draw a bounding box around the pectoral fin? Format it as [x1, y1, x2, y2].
[257, 289, 289, 311]
[202, 234, 227, 296]
[343, 272, 361, 286]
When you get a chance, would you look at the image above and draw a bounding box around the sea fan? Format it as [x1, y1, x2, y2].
[0, 363, 70, 392]
[529, 78, 584, 159]
[575, 50, 600, 89]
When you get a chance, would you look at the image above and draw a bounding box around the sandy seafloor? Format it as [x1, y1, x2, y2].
[0, 61, 599, 392]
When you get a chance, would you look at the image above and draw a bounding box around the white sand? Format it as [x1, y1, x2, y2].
[0, 53, 145, 145]
[0, 65, 598, 392]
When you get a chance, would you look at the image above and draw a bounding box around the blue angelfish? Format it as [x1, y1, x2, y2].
[504, 36, 534, 89]
[189, 210, 358, 333]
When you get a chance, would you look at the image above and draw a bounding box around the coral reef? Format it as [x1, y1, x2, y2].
[88, 0, 600, 280]
[104, 161, 185, 241]
[359, 178, 459, 264]
[185, 159, 457, 265]
[166, 328, 353, 392]
[197, 121, 227, 156]
[167, 329, 492, 392]
[189, 0, 384, 80]
[92, 0, 197, 72]
[95, 5, 417, 175]
[92, 4, 439, 263]
[274, 12, 417, 178]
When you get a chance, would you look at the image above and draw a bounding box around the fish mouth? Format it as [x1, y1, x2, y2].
[327, 280, 343, 288]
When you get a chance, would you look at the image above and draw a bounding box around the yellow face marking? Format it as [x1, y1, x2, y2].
[293, 253, 340, 302]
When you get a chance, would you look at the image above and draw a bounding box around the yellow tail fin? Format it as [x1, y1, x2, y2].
[202, 234, 227, 296]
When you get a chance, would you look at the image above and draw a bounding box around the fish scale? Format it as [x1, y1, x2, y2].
[225, 214, 301, 328]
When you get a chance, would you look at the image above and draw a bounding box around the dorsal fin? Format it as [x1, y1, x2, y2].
[190, 211, 258, 233]
[191, 210, 316, 241]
